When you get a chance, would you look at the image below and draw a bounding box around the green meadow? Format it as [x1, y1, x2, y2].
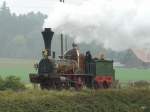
[115, 68, 150, 82]
[0, 58, 150, 83]
[0, 58, 36, 83]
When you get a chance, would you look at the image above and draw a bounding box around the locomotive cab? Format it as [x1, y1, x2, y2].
[85, 52, 115, 88]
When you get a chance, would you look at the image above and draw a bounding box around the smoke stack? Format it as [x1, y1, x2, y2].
[65, 36, 68, 51]
[52, 51, 56, 59]
[61, 33, 64, 58]
[60, 0, 64, 3]
[41, 28, 54, 56]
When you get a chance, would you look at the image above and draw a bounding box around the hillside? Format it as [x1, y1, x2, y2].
[0, 89, 149, 112]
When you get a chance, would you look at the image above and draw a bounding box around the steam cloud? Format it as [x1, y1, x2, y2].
[44, 0, 150, 51]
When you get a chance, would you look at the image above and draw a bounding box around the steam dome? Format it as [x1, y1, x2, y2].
[64, 43, 79, 61]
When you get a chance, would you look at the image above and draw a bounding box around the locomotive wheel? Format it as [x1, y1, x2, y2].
[102, 81, 109, 89]
[40, 79, 54, 90]
[55, 80, 62, 90]
[93, 81, 99, 89]
[40, 82, 50, 90]
[40, 78, 62, 90]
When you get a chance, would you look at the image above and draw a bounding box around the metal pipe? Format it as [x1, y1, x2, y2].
[52, 51, 56, 59]
[61, 33, 64, 58]
[65, 36, 68, 51]
[60, 0, 64, 3]
[60, 0, 65, 58]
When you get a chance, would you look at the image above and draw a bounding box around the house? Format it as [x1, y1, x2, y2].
[122, 49, 150, 68]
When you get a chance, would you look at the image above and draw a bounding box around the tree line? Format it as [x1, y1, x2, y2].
[0, 1, 46, 58]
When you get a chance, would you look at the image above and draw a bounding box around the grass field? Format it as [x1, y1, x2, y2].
[115, 68, 150, 82]
[0, 89, 150, 112]
[0, 58, 36, 83]
[0, 58, 150, 83]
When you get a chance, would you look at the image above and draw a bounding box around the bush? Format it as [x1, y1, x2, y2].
[134, 81, 150, 88]
[0, 76, 26, 91]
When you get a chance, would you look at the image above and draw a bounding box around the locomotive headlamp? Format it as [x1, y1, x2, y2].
[44, 49, 48, 56]
[42, 49, 49, 58]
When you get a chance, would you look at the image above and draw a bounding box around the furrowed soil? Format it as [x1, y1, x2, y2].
[0, 89, 149, 112]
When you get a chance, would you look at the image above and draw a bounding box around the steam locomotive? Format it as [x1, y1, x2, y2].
[29, 28, 115, 89]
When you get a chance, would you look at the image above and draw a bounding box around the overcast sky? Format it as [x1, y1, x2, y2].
[0, 0, 85, 14]
[1, 0, 150, 51]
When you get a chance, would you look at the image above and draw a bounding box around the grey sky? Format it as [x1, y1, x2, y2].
[0, 0, 85, 14]
[1, 0, 150, 50]
[0, 0, 56, 14]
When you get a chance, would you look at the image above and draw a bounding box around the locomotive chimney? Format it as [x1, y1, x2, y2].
[60, 33, 64, 58]
[41, 28, 54, 57]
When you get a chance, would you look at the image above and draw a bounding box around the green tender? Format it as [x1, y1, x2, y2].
[95, 60, 115, 79]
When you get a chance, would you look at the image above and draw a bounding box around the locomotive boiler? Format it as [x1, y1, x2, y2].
[29, 28, 115, 89]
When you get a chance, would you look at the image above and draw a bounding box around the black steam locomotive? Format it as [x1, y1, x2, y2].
[29, 28, 115, 89]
